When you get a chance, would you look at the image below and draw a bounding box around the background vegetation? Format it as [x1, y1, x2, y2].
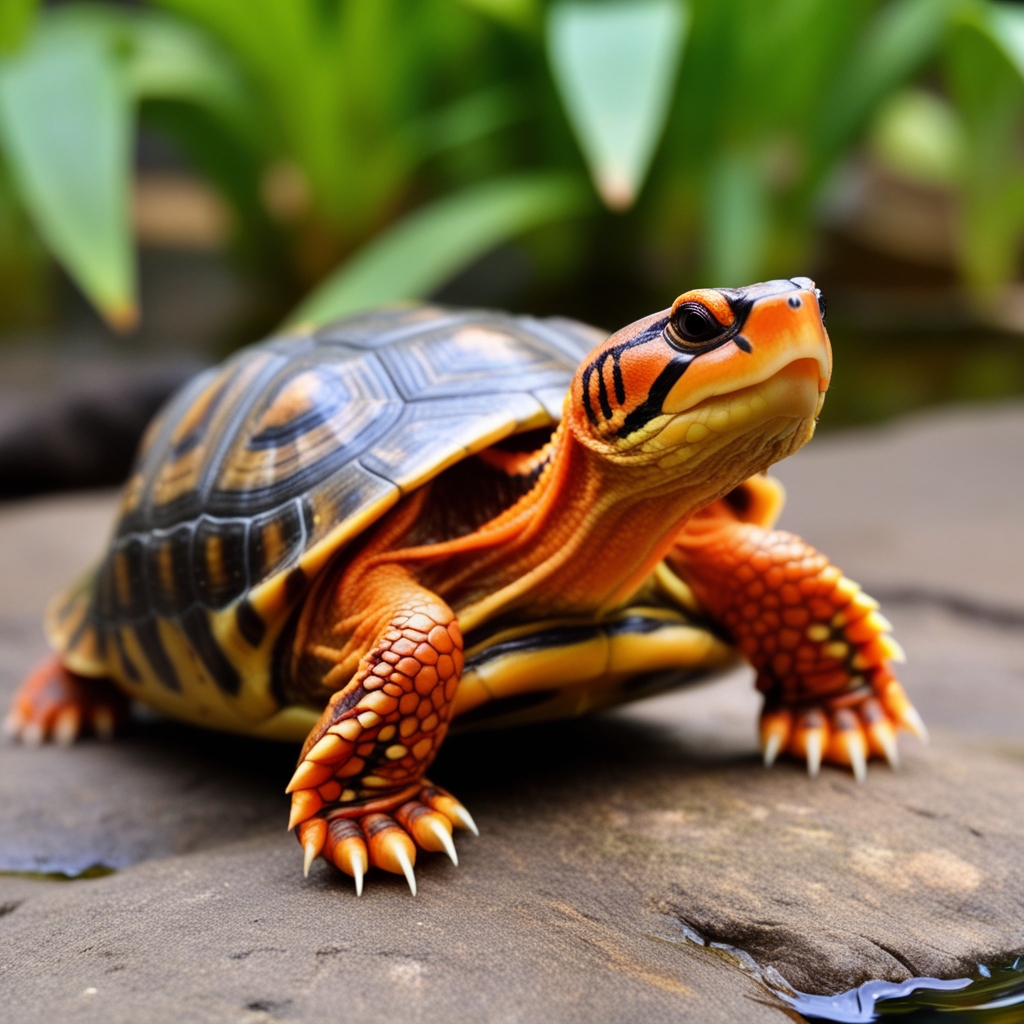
[2, 0, 1024, 426]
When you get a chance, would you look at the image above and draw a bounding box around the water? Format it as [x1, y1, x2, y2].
[652, 918, 1024, 1023]
[793, 957, 1024, 1023]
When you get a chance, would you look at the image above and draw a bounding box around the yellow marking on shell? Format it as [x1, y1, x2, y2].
[824, 641, 849, 659]
[170, 372, 225, 446]
[157, 542, 175, 599]
[806, 624, 830, 642]
[256, 371, 318, 428]
[111, 551, 132, 612]
[385, 745, 408, 759]
[150, 449, 205, 508]
[119, 473, 146, 515]
[204, 535, 228, 595]
[260, 520, 286, 572]
[835, 576, 860, 601]
[606, 622, 731, 676]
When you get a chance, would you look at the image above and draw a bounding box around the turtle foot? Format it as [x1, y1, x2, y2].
[760, 678, 926, 782]
[4, 654, 128, 745]
[293, 782, 476, 895]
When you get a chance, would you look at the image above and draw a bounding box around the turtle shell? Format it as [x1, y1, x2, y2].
[47, 306, 606, 736]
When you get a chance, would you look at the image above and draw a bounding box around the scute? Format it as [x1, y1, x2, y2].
[48, 306, 606, 735]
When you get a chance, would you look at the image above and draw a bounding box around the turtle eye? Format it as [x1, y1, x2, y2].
[666, 302, 725, 351]
[815, 288, 827, 323]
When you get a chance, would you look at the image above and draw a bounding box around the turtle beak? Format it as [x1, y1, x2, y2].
[662, 279, 831, 418]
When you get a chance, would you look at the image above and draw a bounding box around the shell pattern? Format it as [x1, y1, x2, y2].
[47, 306, 605, 736]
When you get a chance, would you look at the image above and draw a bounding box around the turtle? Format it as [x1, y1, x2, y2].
[6, 277, 926, 895]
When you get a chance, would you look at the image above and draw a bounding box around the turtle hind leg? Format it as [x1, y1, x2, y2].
[5, 653, 129, 745]
[286, 565, 475, 893]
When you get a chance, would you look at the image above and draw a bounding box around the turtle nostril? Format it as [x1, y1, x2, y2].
[787, 296, 802, 309]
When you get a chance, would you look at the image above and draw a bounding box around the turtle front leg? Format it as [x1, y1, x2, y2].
[286, 571, 475, 894]
[669, 515, 926, 780]
[5, 654, 129, 745]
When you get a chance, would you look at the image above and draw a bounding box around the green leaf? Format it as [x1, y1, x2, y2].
[869, 88, 964, 187]
[546, 0, 688, 210]
[706, 150, 769, 286]
[817, 0, 959, 169]
[406, 84, 526, 160]
[288, 173, 591, 326]
[945, 2, 1024, 294]
[0, 25, 135, 328]
[458, 0, 540, 33]
[0, 0, 37, 55]
[973, 2, 1024, 80]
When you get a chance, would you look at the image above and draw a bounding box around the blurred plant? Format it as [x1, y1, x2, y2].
[4, 0, 1024, 335]
[0, 0, 588, 329]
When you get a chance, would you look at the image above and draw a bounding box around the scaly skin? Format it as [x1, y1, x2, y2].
[11, 278, 928, 895]
[670, 497, 923, 780]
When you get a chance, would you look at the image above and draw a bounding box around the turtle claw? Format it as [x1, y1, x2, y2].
[804, 730, 823, 779]
[294, 783, 475, 892]
[760, 681, 926, 781]
[53, 706, 82, 746]
[5, 655, 127, 745]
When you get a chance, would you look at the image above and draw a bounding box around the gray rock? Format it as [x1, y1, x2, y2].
[2, 403, 1024, 1022]
[774, 402, 1024, 612]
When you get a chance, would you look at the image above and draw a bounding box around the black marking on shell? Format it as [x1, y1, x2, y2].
[76, 306, 600, 695]
[454, 689, 559, 727]
[133, 618, 181, 692]
[235, 599, 267, 648]
[247, 500, 305, 583]
[113, 630, 140, 682]
[117, 539, 150, 619]
[464, 614, 691, 670]
[145, 525, 195, 617]
[284, 567, 307, 605]
[181, 606, 241, 696]
[193, 518, 248, 608]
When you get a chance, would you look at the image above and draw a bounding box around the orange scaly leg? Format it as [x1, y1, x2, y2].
[670, 511, 925, 781]
[5, 654, 129, 745]
[287, 570, 476, 894]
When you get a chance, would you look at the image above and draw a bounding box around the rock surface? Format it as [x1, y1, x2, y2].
[1, 402, 1024, 1022]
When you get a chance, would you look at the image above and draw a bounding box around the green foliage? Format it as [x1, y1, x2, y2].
[4, 0, 1024, 333]
[546, 0, 688, 210]
[0, 17, 135, 327]
[0, 0, 36, 55]
[291, 173, 590, 326]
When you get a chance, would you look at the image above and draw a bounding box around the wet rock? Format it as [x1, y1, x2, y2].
[1, 403, 1023, 1021]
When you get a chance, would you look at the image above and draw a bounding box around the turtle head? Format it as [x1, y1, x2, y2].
[567, 277, 831, 488]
